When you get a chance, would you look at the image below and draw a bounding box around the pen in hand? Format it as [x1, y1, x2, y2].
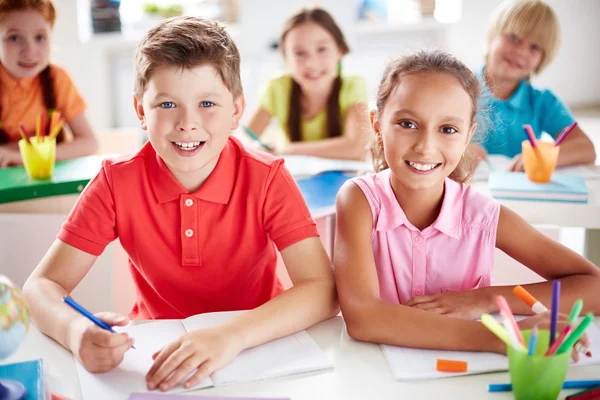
[62, 295, 135, 349]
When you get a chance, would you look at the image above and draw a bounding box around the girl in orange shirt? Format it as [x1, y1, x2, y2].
[0, 0, 97, 167]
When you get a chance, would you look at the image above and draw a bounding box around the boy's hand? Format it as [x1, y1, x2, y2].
[146, 327, 243, 391]
[68, 312, 133, 373]
[508, 154, 525, 172]
[517, 312, 591, 363]
[0, 146, 23, 167]
[405, 289, 494, 320]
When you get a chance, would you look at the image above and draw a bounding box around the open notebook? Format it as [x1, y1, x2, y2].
[472, 154, 600, 181]
[282, 155, 372, 178]
[381, 320, 600, 381]
[75, 311, 332, 400]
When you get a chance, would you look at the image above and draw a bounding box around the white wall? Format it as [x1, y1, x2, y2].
[50, 0, 600, 131]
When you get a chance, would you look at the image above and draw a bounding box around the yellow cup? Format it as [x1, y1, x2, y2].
[522, 140, 560, 183]
[18, 136, 56, 180]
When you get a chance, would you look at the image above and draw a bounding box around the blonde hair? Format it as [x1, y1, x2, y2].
[134, 16, 242, 99]
[369, 50, 482, 184]
[485, 0, 560, 75]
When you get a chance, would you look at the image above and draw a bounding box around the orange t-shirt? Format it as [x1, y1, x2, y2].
[0, 63, 86, 142]
[58, 136, 319, 319]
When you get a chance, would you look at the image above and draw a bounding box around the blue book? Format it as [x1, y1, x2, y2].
[0, 359, 44, 399]
[489, 172, 588, 203]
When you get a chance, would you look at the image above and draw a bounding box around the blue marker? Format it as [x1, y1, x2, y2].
[241, 125, 271, 151]
[527, 325, 538, 356]
[63, 295, 135, 349]
[489, 380, 600, 392]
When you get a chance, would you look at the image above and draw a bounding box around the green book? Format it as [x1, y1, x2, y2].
[0, 155, 103, 203]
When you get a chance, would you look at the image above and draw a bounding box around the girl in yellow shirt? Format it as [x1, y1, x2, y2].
[247, 7, 370, 160]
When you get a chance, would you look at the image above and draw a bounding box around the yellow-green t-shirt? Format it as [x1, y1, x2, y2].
[259, 74, 369, 142]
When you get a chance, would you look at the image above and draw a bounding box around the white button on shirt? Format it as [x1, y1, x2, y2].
[185, 229, 194, 237]
[185, 198, 194, 207]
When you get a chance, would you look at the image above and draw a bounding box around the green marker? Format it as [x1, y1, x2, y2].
[556, 313, 594, 355]
[241, 125, 270, 151]
[568, 299, 584, 324]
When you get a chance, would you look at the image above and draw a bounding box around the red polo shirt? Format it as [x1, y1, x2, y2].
[58, 137, 318, 319]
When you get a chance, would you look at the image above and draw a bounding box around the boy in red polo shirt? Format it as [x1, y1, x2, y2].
[23, 16, 338, 392]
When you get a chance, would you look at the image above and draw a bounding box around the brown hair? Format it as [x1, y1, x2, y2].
[134, 16, 242, 100]
[485, 0, 560, 75]
[280, 7, 349, 142]
[370, 50, 482, 184]
[0, 0, 61, 143]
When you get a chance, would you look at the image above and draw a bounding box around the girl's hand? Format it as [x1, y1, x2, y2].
[0, 146, 23, 167]
[508, 154, 525, 172]
[68, 312, 134, 373]
[405, 289, 494, 320]
[517, 312, 590, 363]
[145, 327, 243, 391]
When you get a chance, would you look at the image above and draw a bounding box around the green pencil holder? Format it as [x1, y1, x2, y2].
[508, 329, 570, 400]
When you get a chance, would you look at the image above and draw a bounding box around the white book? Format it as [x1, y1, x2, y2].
[282, 155, 372, 178]
[472, 154, 600, 181]
[381, 321, 600, 381]
[75, 311, 333, 399]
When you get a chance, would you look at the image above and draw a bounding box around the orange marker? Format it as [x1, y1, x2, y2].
[436, 359, 467, 373]
[513, 286, 548, 314]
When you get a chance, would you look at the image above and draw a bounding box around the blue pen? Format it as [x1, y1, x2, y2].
[489, 380, 600, 392]
[527, 325, 538, 356]
[550, 280, 560, 345]
[241, 125, 271, 151]
[63, 295, 135, 349]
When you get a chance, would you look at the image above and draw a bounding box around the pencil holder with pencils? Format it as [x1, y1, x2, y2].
[522, 140, 559, 183]
[508, 329, 570, 400]
[18, 136, 56, 179]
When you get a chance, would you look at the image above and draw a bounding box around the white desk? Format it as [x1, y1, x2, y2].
[5, 316, 600, 400]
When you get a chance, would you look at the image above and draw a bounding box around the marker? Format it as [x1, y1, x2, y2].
[528, 325, 538, 356]
[63, 295, 135, 349]
[241, 125, 270, 151]
[481, 314, 511, 347]
[496, 295, 525, 347]
[513, 286, 548, 314]
[556, 313, 594, 355]
[490, 380, 600, 392]
[546, 299, 583, 356]
[550, 280, 560, 346]
[436, 359, 467, 373]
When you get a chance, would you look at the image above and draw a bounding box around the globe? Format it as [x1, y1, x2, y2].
[0, 275, 29, 400]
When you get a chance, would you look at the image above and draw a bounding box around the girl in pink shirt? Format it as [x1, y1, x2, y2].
[334, 50, 600, 356]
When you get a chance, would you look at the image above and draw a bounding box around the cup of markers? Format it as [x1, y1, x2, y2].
[17, 111, 64, 180]
[483, 282, 593, 400]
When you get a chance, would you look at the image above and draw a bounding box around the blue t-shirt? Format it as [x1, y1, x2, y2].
[476, 67, 574, 158]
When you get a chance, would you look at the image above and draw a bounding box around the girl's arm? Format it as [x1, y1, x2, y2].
[487, 205, 600, 313]
[334, 181, 503, 352]
[282, 103, 370, 160]
[56, 113, 99, 161]
[555, 125, 596, 167]
[246, 107, 273, 137]
[408, 205, 600, 318]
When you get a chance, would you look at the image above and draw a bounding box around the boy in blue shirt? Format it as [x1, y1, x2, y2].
[473, 0, 595, 171]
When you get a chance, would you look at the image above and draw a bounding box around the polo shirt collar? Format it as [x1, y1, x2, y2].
[0, 63, 37, 91]
[480, 65, 528, 110]
[148, 137, 238, 204]
[376, 170, 461, 239]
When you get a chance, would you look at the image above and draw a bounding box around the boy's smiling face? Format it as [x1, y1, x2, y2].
[135, 64, 244, 190]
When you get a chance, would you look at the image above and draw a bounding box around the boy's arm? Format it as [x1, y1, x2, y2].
[555, 125, 596, 167]
[282, 103, 370, 160]
[23, 239, 133, 372]
[56, 113, 99, 161]
[334, 181, 502, 352]
[23, 239, 98, 349]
